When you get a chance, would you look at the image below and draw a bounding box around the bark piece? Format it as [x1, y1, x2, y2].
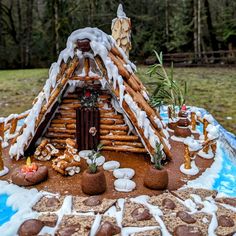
[133, 228, 161, 236]
[73, 196, 116, 214]
[38, 213, 58, 227]
[32, 196, 64, 212]
[56, 215, 94, 236]
[162, 212, 211, 235]
[149, 192, 189, 214]
[215, 204, 236, 236]
[172, 188, 217, 201]
[122, 200, 158, 227]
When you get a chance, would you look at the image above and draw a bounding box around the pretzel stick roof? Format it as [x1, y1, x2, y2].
[9, 27, 172, 160]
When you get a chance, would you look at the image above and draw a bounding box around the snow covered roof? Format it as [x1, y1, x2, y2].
[9, 27, 172, 160]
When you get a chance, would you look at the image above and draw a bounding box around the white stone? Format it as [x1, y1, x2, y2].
[79, 150, 93, 159]
[103, 161, 120, 171]
[87, 156, 105, 166]
[68, 169, 75, 176]
[180, 161, 199, 176]
[113, 168, 135, 179]
[66, 166, 80, 176]
[73, 155, 81, 162]
[0, 166, 9, 176]
[114, 179, 136, 192]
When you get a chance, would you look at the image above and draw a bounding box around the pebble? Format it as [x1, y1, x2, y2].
[162, 198, 176, 210]
[218, 215, 234, 227]
[114, 179, 136, 192]
[113, 168, 135, 179]
[103, 161, 120, 171]
[79, 150, 93, 159]
[177, 211, 196, 224]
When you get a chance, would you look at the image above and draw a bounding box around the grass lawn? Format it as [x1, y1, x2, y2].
[0, 67, 235, 134]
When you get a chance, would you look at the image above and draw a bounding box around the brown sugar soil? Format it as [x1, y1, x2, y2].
[1, 138, 213, 199]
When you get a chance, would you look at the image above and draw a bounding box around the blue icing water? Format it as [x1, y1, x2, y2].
[212, 146, 236, 196]
[0, 194, 16, 226]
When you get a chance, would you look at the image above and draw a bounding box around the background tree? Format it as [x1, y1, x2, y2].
[0, 0, 235, 69]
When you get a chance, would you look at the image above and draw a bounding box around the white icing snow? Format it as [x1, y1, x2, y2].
[113, 168, 135, 179]
[198, 148, 214, 159]
[184, 198, 197, 213]
[9, 92, 45, 160]
[0, 166, 9, 176]
[180, 161, 199, 176]
[0, 181, 42, 236]
[171, 135, 187, 142]
[89, 214, 102, 236]
[117, 4, 126, 18]
[124, 94, 165, 151]
[114, 179, 136, 192]
[206, 124, 219, 140]
[184, 137, 202, 151]
[204, 114, 214, 124]
[103, 161, 120, 171]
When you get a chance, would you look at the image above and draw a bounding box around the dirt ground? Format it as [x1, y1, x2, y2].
[1, 136, 213, 198]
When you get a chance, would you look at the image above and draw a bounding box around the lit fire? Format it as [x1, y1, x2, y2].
[21, 157, 38, 173]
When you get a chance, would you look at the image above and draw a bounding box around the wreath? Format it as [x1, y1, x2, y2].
[80, 87, 99, 108]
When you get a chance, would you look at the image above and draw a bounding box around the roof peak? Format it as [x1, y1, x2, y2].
[117, 4, 126, 18]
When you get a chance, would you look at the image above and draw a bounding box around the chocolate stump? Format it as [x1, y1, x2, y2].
[81, 169, 106, 195]
[144, 167, 168, 190]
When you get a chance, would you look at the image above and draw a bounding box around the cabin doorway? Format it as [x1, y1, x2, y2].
[76, 107, 100, 151]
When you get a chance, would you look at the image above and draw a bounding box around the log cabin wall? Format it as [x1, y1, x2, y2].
[43, 84, 146, 153]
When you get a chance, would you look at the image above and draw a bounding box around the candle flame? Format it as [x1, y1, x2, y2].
[26, 157, 31, 166]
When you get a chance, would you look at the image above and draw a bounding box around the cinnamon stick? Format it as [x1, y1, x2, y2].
[0, 121, 4, 141]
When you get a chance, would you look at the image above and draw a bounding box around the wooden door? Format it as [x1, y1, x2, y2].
[76, 107, 100, 151]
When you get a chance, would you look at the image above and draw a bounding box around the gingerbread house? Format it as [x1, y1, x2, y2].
[9, 28, 172, 160]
